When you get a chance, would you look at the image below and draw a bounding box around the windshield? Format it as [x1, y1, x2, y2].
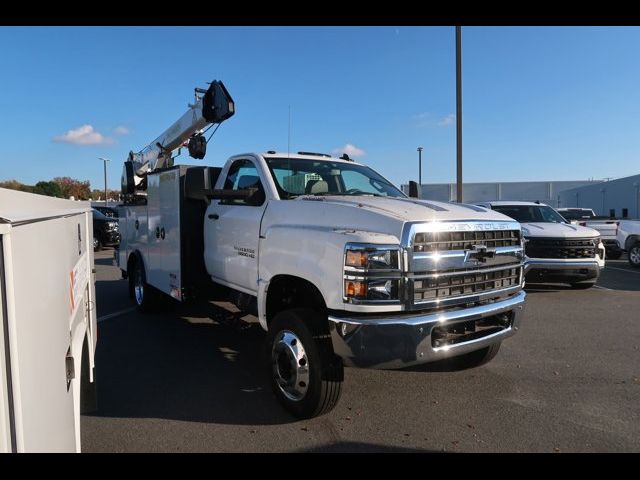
[492, 205, 568, 224]
[264, 157, 405, 199]
[558, 209, 595, 220]
[92, 209, 111, 220]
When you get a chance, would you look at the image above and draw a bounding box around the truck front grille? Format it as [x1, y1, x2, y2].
[413, 230, 520, 252]
[525, 238, 596, 259]
[413, 265, 521, 302]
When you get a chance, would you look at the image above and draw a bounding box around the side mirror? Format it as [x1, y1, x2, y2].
[408, 181, 420, 198]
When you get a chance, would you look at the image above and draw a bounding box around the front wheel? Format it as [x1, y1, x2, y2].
[266, 308, 343, 418]
[629, 242, 640, 268]
[93, 236, 101, 252]
[570, 281, 596, 289]
[451, 342, 502, 369]
[606, 250, 622, 260]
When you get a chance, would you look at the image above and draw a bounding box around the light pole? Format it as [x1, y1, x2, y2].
[455, 25, 463, 203]
[98, 157, 110, 207]
[417, 146, 423, 188]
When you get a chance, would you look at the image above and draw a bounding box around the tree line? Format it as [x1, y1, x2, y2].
[0, 177, 120, 201]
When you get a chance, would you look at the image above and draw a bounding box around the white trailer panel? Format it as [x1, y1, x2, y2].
[0, 188, 96, 452]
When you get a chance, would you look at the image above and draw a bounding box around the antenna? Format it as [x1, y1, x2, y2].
[287, 105, 291, 158]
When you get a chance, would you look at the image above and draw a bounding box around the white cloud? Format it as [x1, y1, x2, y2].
[53, 125, 114, 146]
[437, 114, 456, 127]
[332, 143, 365, 158]
[114, 125, 129, 135]
[413, 112, 456, 128]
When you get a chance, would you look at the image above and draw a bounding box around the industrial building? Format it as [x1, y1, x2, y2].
[401, 180, 600, 207]
[403, 173, 640, 219]
[557, 173, 640, 219]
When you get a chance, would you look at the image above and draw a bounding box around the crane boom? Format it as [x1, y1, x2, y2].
[122, 80, 235, 196]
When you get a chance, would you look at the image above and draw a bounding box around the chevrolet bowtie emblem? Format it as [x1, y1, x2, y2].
[465, 244, 496, 263]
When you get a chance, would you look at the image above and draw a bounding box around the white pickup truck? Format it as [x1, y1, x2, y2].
[557, 208, 622, 259]
[616, 220, 640, 267]
[117, 152, 528, 418]
[477, 202, 605, 289]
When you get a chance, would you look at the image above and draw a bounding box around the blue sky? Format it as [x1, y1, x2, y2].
[1, 26, 639, 191]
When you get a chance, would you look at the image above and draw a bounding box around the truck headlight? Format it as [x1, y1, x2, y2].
[345, 247, 399, 270]
[344, 243, 402, 303]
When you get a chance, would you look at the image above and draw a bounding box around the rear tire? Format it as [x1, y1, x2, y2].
[451, 342, 501, 369]
[130, 256, 159, 313]
[628, 242, 640, 268]
[266, 308, 343, 419]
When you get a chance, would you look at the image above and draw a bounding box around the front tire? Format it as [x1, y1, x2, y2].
[451, 342, 502, 369]
[570, 281, 596, 289]
[93, 236, 101, 252]
[606, 250, 622, 260]
[266, 308, 343, 419]
[628, 242, 640, 268]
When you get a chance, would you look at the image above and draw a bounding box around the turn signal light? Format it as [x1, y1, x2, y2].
[345, 281, 367, 298]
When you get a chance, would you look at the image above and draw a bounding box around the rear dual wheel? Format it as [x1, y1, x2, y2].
[130, 257, 160, 312]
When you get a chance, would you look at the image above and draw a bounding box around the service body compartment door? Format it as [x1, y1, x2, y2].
[146, 170, 182, 300]
[0, 233, 14, 453]
[4, 216, 85, 451]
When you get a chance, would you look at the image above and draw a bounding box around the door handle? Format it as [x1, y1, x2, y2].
[208, 214, 219, 220]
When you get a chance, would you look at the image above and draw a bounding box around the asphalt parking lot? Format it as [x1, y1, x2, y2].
[82, 250, 640, 452]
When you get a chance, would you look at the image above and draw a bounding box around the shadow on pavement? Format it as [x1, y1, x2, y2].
[88, 299, 298, 426]
[298, 442, 440, 453]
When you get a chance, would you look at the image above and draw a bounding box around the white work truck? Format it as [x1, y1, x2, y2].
[0, 188, 97, 452]
[117, 81, 527, 418]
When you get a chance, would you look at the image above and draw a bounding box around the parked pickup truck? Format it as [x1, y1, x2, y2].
[118, 152, 528, 418]
[616, 220, 640, 267]
[477, 202, 605, 289]
[557, 208, 622, 259]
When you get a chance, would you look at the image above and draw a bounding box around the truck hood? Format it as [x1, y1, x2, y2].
[297, 195, 512, 223]
[521, 222, 600, 239]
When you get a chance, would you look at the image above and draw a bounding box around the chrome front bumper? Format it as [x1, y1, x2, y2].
[328, 291, 526, 370]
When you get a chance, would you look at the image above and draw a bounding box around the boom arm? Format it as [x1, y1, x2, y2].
[122, 80, 235, 195]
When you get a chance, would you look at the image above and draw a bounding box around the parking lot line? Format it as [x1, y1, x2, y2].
[605, 266, 640, 275]
[593, 285, 612, 291]
[98, 307, 136, 323]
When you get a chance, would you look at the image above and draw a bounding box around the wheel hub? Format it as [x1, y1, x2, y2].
[630, 247, 640, 265]
[271, 330, 309, 401]
[134, 268, 144, 305]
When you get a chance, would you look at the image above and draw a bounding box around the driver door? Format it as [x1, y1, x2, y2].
[204, 159, 267, 294]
